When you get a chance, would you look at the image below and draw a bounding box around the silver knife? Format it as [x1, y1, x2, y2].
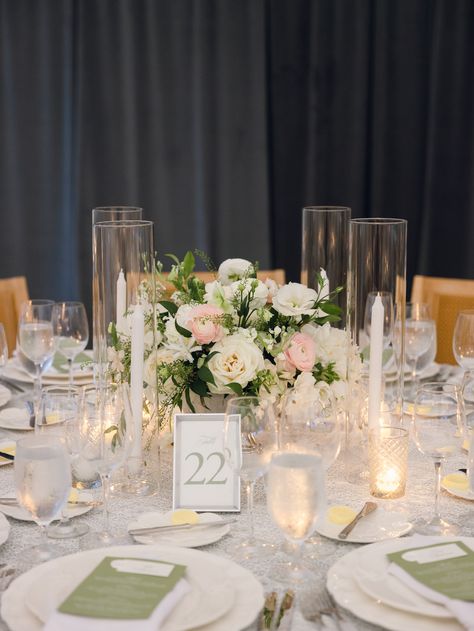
[337, 501, 377, 540]
[0, 497, 97, 507]
[129, 517, 236, 536]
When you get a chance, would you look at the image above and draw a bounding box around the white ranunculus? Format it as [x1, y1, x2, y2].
[218, 258, 255, 285]
[272, 282, 318, 317]
[204, 280, 233, 312]
[231, 278, 269, 309]
[207, 333, 265, 394]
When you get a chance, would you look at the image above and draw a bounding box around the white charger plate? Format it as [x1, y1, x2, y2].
[0, 407, 32, 431]
[3, 352, 94, 385]
[0, 384, 12, 407]
[0, 439, 15, 466]
[0, 512, 10, 546]
[0, 492, 94, 521]
[128, 511, 231, 547]
[351, 537, 465, 618]
[327, 537, 465, 631]
[316, 505, 412, 543]
[1, 544, 264, 631]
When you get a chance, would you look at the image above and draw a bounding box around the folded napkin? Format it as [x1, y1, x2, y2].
[44, 577, 190, 631]
[388, 544, 474, 631]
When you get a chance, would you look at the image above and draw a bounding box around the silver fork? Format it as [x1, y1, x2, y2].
[311, 589, 343, 631]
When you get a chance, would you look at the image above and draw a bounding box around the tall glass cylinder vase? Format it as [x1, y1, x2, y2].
[301, 206, 351, 328]
[92, 207, 143, 365]
[345, 218, 407, 482]
[93, 220, 157, 495]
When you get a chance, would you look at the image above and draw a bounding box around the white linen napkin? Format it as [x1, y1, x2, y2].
[43, 577, 190, 631]
[388, 564, 474, 631]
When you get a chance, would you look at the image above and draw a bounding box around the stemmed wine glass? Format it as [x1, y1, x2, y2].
[52, 302, 89, 386]
[78, 384, 134, 547]
[15, 434, 72, 563]
[412, 382, 466, 535]
[453, 310, 474, 371]
[405, 303, 436, 400]
[267, 452, 325, 584]
[40, 385, 90, 539]
[224, 396, 279, 561]
[280, 389, 342, 558]
[17, 300, 55, 430]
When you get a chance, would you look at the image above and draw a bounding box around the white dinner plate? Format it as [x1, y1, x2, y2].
[327, 537, 466, 631]
[0, 384, 12, 407]
[3, 351, 94, 385]
[385, 362, 440, 383]
[316, 505, 412, 543]
[128, 511, 231, 547]
[0, 492, 94, 521]
[352, 537, 465, 618]
[0, 407, 32, 431]
[2, 544, 264, 631]
[0, 439, 16, 466]
[442, 474, 474, 501]
[0, 512, 10, 546]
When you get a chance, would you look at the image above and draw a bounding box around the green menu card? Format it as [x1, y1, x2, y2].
[388, 541, 474, 601]
[58, 557, 187, 619]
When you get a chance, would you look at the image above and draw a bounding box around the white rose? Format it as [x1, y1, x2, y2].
[272, 282, 318, 317]
[231, 278, 269, 309]
[207, 333, 265, 394]
[218, 258, 255, 285]
[164, 318, 201, 362]
[204, 280, 233, 312]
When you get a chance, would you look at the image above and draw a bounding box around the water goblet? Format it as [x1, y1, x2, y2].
[78, 384, 134, 547]
[280, 389, 341, 559]
[224, 396, 279, 561]
[453, 310, 474, 371]
[15, 434, 72, 563]
[267, 452, 325, 584]
[40, 386, 90, 539]
[405, 303, 436, 400]
[52, 302, 89, 386]
[18, 300, 55, 430]
[412, 382, 466, 535]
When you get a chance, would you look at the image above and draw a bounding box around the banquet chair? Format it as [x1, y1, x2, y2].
[0, 276, 29, 357]
[410, 275, 474, 364]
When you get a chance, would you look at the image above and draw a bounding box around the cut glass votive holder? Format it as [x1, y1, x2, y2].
[369, 426, 408, 499]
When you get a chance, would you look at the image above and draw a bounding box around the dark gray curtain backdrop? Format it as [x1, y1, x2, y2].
[1, 0, 474, 316]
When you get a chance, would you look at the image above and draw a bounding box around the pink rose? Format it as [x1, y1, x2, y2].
[186, 305, 224, 345]
[284, 333, 316, 372]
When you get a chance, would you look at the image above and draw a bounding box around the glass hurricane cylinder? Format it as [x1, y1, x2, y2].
[369, 426, 408, 499]
[301, 206, 351, 328]
[92, 220, 157, 495]
[345, 218, 407, 482]
[92, 207, 143, 360]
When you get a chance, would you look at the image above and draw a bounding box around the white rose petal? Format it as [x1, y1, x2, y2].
[272, 282, 318, 317]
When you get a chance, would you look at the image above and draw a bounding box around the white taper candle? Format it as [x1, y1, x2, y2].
[116, 269, 127, 334]
[130, 304, 144, 466]
[368, 294, 384, 430]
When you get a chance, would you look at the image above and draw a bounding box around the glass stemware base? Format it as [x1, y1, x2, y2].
[270, 555, 317, 585]
[230, 536, 275, 562]
[414, 515, 460, 536]
[47, 520, 89, 539]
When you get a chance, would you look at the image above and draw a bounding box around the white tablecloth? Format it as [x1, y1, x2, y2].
[0, 401, 471, 630]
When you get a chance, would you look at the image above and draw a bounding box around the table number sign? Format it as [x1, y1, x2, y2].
[173, 413, 241, 512]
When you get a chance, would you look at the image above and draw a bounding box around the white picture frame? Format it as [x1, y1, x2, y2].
[173, 413, 241, 512]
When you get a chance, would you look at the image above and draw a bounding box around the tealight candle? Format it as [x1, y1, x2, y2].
[369, 426, 408, 499]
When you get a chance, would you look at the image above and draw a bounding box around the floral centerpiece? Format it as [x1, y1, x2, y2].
[107, 252, 360, 431]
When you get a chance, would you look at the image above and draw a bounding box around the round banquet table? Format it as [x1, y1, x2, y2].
[0, 396, 472, 630]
